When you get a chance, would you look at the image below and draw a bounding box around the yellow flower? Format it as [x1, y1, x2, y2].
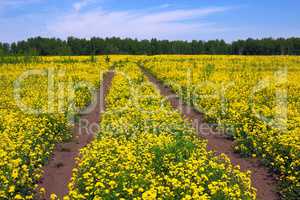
[12, 169, 19, 179]
[50, 193, 57, 200]
[142, 189, 157, 200]
[9, 186, 15, 193]
[14, 194, 23, 199]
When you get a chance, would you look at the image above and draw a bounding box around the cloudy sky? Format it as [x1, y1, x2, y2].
[0, 0, 299, 42]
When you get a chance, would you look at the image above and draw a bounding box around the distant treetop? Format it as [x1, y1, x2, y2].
[1, 36, 300, 56]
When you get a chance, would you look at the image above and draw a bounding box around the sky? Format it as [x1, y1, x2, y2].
[0, 0, 299, 43]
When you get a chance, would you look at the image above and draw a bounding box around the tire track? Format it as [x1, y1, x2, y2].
[140, 66, 279, 200]
[37, 71, 114, 199]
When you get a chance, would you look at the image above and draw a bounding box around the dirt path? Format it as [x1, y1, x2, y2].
[37, 71, 114, 200]
[141, 67, 279, 200]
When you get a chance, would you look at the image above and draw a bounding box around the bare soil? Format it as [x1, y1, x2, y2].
[37, 71, 114, 200]
[141, 67, 279, 200]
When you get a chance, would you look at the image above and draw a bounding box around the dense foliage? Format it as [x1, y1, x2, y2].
[1, 37, 300, 56]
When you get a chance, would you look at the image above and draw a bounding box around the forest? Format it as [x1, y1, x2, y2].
[0, 36, 300, 56]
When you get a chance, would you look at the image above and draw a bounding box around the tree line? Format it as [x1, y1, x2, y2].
[1, 36, 300, 56]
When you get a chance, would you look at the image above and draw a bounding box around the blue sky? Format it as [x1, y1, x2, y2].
[0, 0, 299, 42]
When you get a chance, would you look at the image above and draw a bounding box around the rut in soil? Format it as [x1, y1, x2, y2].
[37, 71, 115, 200]
[140, 66, 279, 200]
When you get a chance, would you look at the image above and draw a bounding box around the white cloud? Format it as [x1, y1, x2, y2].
[73, 0, 98, 12]
[47, 6, 230, 40]
[136, 7, 228, 24]
[73, 0, 88, 12]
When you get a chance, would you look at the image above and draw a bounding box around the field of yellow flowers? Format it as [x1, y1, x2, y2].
[1, 55, 299, 199]
[0, 57, 109, 199]
[67, 63, 256, 199]
[142, 55, 300, 199]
